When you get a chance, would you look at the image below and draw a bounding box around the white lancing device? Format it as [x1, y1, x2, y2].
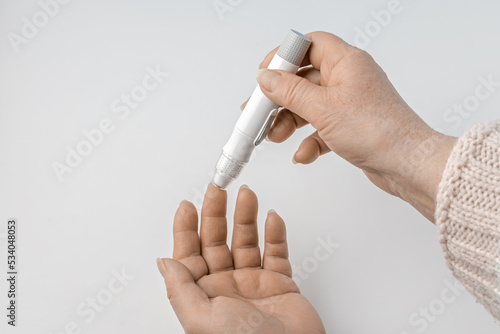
[212, 30, 311, 189]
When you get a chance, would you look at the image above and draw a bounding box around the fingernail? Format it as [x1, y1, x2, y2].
[240, 103, 245, 111]
[180, 199, 189, 205]
[256, 69, 281, 92]
[256, 68, 266, 81]
[239, 184, 249, 191]
[268, 209, 276, 215]
[292, 157, 298, 164]
[157, 258, 167, 277]
[265, 134, 270, 142]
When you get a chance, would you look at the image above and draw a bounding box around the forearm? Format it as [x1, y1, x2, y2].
[396, 133, 456, 222]
[389, 130, 457, 222]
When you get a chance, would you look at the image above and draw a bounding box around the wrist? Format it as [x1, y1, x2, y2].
[389, 129, 457, 222]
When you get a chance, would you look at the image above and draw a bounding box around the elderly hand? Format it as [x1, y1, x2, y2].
[249, 31, 456, 221]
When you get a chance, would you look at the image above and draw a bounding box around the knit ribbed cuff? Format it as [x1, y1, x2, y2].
[435, 120, 500, 320]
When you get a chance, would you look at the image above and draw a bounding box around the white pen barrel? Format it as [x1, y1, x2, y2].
[235, 55, 298, 137]
[212, 30, 311, 189]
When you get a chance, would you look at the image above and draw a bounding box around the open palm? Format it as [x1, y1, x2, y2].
[157, 184, 325, 334]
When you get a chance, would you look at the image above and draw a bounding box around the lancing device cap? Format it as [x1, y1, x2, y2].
[277, 30, 311, 66]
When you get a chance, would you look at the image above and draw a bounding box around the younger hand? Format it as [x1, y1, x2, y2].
[157, 184, 325, 334]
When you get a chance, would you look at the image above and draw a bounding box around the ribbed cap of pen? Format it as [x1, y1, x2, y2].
[276, 30, 311, 66]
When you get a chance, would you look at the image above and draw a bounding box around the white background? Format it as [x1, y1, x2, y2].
[1, 0, 499, 333]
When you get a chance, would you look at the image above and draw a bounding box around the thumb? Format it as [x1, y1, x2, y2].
[157, 258, 210, 327]
[257, 68, 324, 124]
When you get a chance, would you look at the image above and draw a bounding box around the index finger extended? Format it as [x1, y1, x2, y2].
[259, 31, 352, 72]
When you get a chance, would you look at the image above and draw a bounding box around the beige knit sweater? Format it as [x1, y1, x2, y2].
[435, 120, 500, 320]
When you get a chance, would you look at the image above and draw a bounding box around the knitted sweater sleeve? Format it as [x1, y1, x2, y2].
[435, 120, 500, 319]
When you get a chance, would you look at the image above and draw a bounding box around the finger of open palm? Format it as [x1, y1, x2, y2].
[263, 212, 292, 277]
[172, 200, 208, 281]
[200, 184, 234, 274]
[231, 186, 261, 269]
